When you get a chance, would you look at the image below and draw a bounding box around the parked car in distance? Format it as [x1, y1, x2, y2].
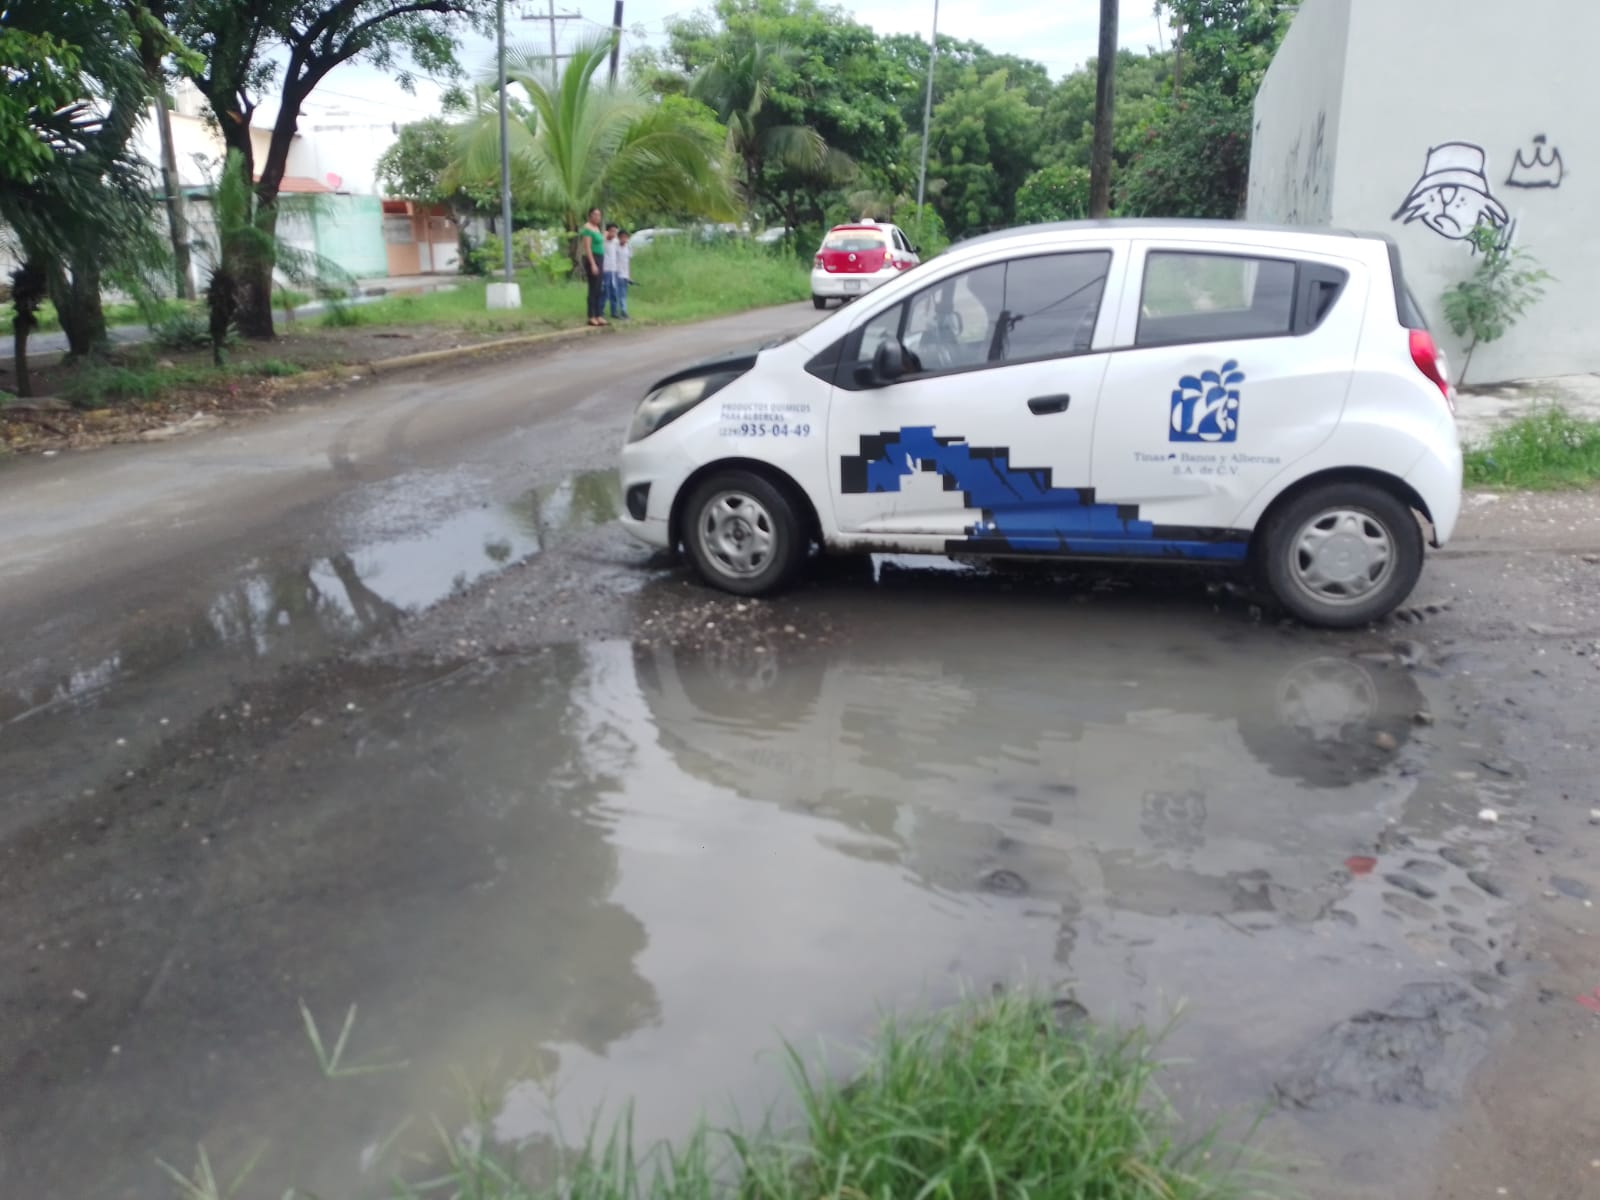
[810, 221, 921, 309]
[620, 219, 1463, 628]
[629, 227, 684, 250]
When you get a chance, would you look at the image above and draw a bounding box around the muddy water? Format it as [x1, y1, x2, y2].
[0, 557, 1518, 1198]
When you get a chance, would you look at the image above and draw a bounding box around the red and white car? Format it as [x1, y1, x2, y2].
[810, 221, 921, 309]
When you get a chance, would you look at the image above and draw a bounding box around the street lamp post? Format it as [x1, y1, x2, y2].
[487, 0, 522, 309]
[915, 0, 940, 223]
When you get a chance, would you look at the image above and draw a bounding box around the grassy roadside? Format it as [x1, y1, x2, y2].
[331, 237, 811, 334]
[162, 993, 1262, 1199]
[1464, 408, 1600, 490]
[0, 241, 809, 450]
[0, 239, 808, 418]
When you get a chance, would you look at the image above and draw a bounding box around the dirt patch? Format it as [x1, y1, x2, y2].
[0, 322, 573, 454]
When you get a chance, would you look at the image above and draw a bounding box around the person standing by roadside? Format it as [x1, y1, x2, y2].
[602, 223, 621, 320]
[580, 207, 606, 326]
[607, 228, 632, 320]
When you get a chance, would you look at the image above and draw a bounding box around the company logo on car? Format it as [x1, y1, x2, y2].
[1169, 360, 1245, 444]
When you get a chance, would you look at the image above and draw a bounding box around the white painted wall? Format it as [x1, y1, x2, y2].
[1249, 0, 1595, 383]
[130, 108, 317, 189]
[1246, 0, 1349, 226]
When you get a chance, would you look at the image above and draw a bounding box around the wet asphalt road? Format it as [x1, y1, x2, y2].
[0, 308, 1591, 1199]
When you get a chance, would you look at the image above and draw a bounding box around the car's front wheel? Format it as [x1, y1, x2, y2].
[1259, 483, 1424, 628]
[682, 471, 807, 596]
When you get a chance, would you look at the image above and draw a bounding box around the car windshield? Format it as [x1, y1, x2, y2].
[824, 231, 888, 252]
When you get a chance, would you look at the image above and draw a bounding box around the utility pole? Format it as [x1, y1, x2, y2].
[516, 1, 582, 89]
[915, 0, 939, 221]
[487, 0, 520, 309]
[609, 1, 624, 85]
[1088, 0, 1118, 219]
[547, 0, 559, 89]
[154, 92, 195, 300]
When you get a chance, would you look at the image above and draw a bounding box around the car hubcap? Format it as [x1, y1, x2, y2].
[699, 490, 776, 578]
[1290, 508, 1395, 605]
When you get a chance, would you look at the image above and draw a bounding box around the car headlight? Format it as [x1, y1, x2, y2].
[626, 372, 741, 443]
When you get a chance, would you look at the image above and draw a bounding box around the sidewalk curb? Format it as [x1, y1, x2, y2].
[269, 325, 601, 393]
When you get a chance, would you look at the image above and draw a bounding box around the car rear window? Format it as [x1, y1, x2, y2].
[1387, 240, 1429, 330]
[824, 230, 889, 252]
[1137, 251, 1297, 348]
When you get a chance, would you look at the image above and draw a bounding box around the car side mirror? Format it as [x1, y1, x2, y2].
[911, 244, 922, 256]
[870, 338, 907, 386]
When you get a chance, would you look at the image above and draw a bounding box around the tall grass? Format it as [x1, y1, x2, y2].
[1464, 406, 1600, 489]
[365, 993, 1261, 1200]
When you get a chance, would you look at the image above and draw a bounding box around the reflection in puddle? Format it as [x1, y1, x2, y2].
[0, 470, 619, 727]
[0, 606, 1506, 1199]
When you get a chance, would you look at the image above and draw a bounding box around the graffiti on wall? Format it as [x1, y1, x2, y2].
[1392, 142, 1511, 244]
[1281, 109, 1331, 223]
[1506, 135, 1565, 188]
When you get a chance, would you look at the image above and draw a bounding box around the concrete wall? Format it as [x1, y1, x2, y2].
[1249, 0, 1597, 383]
[1246, 0, 1349, 226]
[313, 195, 390, 280]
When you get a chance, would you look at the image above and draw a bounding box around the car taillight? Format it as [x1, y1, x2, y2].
[892, 257, 914, 270]
[1409, 330, 1455, 413]
[814, 254, 824, 268]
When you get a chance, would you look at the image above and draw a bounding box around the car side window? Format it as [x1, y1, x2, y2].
[1137, 251, 1297, 348]
[994, 252, 1111, 362]
[843, 252, 1113, 385]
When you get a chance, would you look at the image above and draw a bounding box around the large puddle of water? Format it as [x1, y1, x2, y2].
[0, 591, 1514, 1199]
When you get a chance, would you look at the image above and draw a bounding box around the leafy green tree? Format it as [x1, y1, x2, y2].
[0, 11, 88, 186]
[1016, 164, 1091, 224]
[922, 67, 1042, 238]
[1119, 1, 1289, 218]
[1443, 225, 1552, 385]
[689, 39, 825, 209]
[1039, 51, 1172, 173]
[1116, 87, 1251, 217]
[452, 38, 735, 232]
[657, 0, 910, 232]
[169, 0, 494, 339]
[0, 0, 179, 359]
[1162, 0, 1290, 100]
[377, 117, 464, 207]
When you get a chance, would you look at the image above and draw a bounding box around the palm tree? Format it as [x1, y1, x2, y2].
[197, 151, 352, 365]
[689, 39, 832, 211]
[452, 37, 735, 232]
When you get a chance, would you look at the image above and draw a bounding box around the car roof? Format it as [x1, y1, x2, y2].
[828, 223, 894, 233]
[956, 218, 1390, 249]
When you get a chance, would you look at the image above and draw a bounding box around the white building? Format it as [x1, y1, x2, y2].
[1247, 0, 1593, 383]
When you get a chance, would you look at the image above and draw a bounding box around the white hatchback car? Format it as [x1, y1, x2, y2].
[620, 220, 1463, 628]
[810, 221, 921, 308]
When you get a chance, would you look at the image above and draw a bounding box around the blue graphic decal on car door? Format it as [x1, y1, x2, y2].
[840, 425, 1247, 560]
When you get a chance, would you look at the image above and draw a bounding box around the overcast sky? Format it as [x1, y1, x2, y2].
[284, 0, 1170, 126]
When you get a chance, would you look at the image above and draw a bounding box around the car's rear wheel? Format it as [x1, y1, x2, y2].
[1259, 482, 1423, 628]
[811, 295, 827, 310]
[682, 471, 807, 596]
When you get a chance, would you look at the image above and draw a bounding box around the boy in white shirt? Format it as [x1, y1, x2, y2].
[606, 229, 631, 320]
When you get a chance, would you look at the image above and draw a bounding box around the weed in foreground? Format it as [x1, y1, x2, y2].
[392, 994, 1266, 1199]
[298, 1000, 409, 1079]
[1465, 406, 1600, 489]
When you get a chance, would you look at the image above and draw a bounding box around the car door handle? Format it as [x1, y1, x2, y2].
[1027, 394, 1071, 415]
